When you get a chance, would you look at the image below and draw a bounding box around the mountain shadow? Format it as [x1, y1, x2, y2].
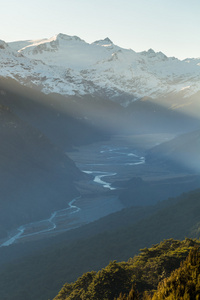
[0, 104, 85, 238]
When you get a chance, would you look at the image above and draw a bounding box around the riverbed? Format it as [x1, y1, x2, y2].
[0, 134, 173, 247]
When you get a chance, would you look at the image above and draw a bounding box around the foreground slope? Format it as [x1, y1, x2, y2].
[149, 247, 200, 300]
[54, 238, 200, 300]
[1, 189, 200, 300]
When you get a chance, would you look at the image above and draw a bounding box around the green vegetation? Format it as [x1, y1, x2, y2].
[149, 247, 200, 299]
[54, 238, 200, 300]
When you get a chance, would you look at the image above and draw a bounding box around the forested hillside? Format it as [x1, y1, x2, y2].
[54, 238, 200, 300]
[148, 247, 200, 300]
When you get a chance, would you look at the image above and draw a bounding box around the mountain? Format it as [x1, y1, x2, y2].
[0, 33, 198, 108]
[0, 103, 84, 239]
[109, 128, 200, 207]
[146, 129, 200, 172]
[0, 77, 109, 149]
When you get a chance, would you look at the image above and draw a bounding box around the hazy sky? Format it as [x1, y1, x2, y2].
[1, 0, 200, 59]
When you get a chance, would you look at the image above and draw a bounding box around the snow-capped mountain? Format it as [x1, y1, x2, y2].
[0, 33, 200, 107]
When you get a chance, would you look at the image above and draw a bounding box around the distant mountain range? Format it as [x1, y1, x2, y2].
[0, 33, 200, 107]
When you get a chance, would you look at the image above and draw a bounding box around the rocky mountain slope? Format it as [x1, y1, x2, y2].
[0, 33, 199, 107]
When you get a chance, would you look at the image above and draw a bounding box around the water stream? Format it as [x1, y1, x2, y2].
[0, 145, 145, 247]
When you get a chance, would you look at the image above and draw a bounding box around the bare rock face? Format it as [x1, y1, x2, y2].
[0, 40, 8, 49]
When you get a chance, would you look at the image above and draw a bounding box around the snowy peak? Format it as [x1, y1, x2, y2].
[139, 48, 169, 61]
[2, 33, 200, 107]
[0, 40, 8, 50]
[55, 33, 84, 42]
[183, 57, 200, 66]
[20, 33, 85, 49]
[8, 39, 47, 52]
[9, 34, 85, 54]
[18, 33, 86, 58]
[17, 34, 121, 70]
[93, 37, 113, 47]
[103, 37, 113, 44]
[0, 39, 24, 57]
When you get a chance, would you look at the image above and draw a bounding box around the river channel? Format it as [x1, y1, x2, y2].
[0, 138, 145, 247]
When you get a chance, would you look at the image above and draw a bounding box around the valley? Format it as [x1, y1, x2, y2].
[0, 30, 200, 300]
[0, 133, 165, 244]
[0, 118, 200, 300]
[2, 132, 199, 248]
[0, 134, 155, 246]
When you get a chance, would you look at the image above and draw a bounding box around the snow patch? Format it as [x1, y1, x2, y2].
[1, 33, 200, 106]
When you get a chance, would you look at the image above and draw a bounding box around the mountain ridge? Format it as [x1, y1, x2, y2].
[0, 33, 198, 107]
